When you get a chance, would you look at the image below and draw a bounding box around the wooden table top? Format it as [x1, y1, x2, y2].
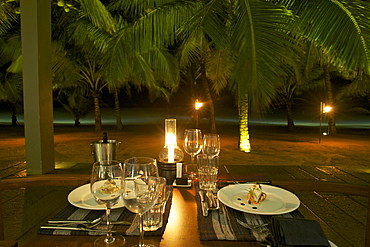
[22, 185, 261, 247]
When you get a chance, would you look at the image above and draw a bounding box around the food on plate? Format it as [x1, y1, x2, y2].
[100, 179, 120, 194]
[246, 183, 266, 204]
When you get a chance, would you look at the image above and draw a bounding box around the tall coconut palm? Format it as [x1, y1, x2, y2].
[273, 40, 327, 133]
[55, 86, 92, 126]
[0, 33, 23, 125]
[177, 28, 222, 133]
[183, 0, 296, 151]
[52, 0, 185, 131]
[185, 0, 370, 151]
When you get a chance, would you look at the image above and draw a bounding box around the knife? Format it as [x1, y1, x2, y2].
[198, 190, 208, 217]
[40, 226, 117, 233]
[47, 220, 131, 225]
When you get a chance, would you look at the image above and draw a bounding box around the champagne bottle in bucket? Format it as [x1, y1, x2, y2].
[91, 133, 121, 162]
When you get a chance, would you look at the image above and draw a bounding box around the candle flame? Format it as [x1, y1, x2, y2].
[166, 133, 176, 163]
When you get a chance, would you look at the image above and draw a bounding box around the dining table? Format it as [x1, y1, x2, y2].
[21, 172, 282, 247]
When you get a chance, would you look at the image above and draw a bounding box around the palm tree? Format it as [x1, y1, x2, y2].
[338, 75, 370, 114]
[177, 33, 220, 133]
[0, 33, 23, 125]
[186, 0, 370, 151]
[54, 0, 188, 131]
[274, 41, 326, 132]
[184, 0, 296, 151]
[55, 86, 92, 126]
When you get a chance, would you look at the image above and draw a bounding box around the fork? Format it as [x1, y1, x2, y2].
[236, 219, 269, 233]
[206, 191, 219, 210]
[211, 188, 223, 213]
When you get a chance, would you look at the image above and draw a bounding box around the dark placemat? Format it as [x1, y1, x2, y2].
[38, 186, 173, 236]
[194, 182, 304, 241]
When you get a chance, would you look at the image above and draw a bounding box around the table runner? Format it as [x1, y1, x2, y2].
[38, 186, 173, 236]
[195, 182, 304, 241]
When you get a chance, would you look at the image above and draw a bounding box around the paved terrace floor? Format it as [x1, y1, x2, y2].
[0, 107, 369, 246]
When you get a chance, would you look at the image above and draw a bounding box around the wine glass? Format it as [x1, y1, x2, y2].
[90, 160, 126, 247]
[183, 129, 203, 178]
[122, 157, 160, 247]
[203, 134, 220, 158]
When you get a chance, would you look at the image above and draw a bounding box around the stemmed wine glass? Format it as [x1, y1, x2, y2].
[203, 134, 220, 158]
[91, 160, 126, 247]
[183, 129, 203, 178]
[122, 157, 160, 247]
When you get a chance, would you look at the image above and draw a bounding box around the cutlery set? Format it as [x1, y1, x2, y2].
[42, 218, 131, 232]
[198, 190, 220, 217]
[40, 226, 116, 233]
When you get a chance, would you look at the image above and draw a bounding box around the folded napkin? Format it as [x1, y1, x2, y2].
[270, 217, 330, 246]
[38, 186, 173, 237]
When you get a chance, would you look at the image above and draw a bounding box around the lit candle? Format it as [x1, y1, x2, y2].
[164, 119, 177, 163]
[166, 133, 175, 163]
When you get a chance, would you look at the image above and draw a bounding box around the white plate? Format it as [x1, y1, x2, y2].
[68, 184, 125, 210]
[217, 183, 300, 215]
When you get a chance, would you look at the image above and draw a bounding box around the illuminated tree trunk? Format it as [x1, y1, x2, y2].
[238, 94, 251, 152]
[323, 65, 336, 134]
[114, 89, 123, 130]
[93, 94, 102, 131]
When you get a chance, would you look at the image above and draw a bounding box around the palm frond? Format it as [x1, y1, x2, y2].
[0, 1, 19, 35]
[206, 48, 232, 94]
[79, 0, 116, 33]
[339, 76, 370, 98]
[51, 42, 81, 88]
[284, 0, 370, 73]
[228, 0, 295, 111]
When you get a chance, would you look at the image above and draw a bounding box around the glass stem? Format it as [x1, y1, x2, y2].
[105, 204, 115, 244]
[138, 213, 144, 247]
[191, 155, 195, 171]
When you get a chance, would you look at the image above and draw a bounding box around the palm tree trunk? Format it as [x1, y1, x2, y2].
[323, 65, 336, 134]
[114, 89, 123, 130]
[93, 94, 102, 131]
[9, 104, 18, 126]
[286, 99, 295, 132]
[74, 118, 80, 127]
[200, 59, 217, 133]
[238, 94, 251, 152]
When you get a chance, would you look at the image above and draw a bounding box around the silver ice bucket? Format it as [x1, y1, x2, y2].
[90, 140, 121, 162]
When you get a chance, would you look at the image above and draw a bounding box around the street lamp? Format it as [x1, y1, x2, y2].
[194, 99, 203, 128]
[319, 102, 332, 143]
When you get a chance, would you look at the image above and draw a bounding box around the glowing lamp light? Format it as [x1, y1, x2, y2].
[166, 133, 176, 163]
[165, 119, 177, 163]
[323, 105, 332, 113]
[195, 100, 203, 110]
[158, 118, 184, 164]
[319, 102, 333, 143]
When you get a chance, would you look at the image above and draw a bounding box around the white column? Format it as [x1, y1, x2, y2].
[20, 0, 55, 174]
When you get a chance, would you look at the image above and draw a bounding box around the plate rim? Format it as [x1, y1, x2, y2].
[217, 183, 300, 215]
[68, 183, 125, 210]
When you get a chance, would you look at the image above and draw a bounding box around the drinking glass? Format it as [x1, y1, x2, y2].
[203, 134, 220, 158]
[122, 157, 160, 247]
[197, 154, 219, 191]
[183, 129, 203, 178]
[91, 160, 126, 247]
[143, 177, 167, 231]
